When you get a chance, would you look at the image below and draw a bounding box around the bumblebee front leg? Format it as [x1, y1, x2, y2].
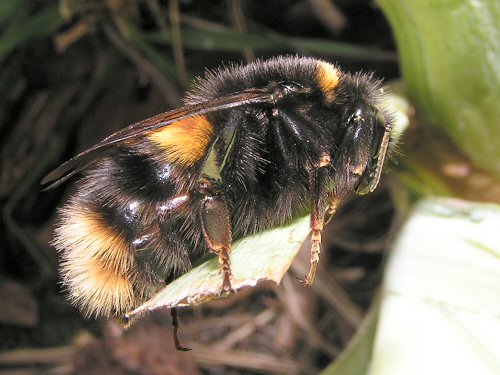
[200, 194, 233, 293]
[325, 196, 339, 225]
[304, 158, 332, 286]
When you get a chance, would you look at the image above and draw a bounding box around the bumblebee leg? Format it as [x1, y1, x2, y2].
[171, 307, 191, 351]
[200, 195, 233, 293]
[324, 196, 339, 225]
[305, 164, 331, 286]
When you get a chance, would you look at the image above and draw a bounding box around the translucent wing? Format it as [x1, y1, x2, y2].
[42, 90, 276, 190]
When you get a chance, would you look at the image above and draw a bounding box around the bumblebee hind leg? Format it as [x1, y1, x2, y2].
[171, 307, 191, 351]
[199, 194, 233, 293]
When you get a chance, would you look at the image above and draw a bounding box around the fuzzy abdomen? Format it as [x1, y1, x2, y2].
[54, 146, 203, 316]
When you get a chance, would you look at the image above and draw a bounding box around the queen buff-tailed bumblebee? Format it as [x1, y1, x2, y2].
[43, 56, 394, 350]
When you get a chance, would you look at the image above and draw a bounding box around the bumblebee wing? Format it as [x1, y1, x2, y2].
[41, 90, 276, 190]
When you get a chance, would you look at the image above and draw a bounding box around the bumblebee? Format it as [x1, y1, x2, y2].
[43, 56, 392, 341]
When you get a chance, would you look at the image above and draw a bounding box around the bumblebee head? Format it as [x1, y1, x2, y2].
[330, 73, 393, 198]
[354, 106, 392, 195]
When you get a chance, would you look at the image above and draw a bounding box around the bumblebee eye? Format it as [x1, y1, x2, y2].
[371, 109, 387, 158]
[355, 108, 391, 195]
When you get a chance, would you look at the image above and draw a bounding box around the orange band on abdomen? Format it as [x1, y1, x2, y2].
[147, 115, 214, 166]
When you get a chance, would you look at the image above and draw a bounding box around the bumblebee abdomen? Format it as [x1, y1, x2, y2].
[54, 198, 142, 316]
[54, 148, 200, 316]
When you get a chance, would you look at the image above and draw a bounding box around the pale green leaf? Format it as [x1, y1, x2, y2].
[127, 215, 311, 319]
[369, 198, 500, 374]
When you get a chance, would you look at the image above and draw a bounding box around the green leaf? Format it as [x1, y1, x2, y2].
[0, 0, 28, 29]
[126, 215, 311, 319]
[378, 0, 500, 177]
[369, 198, 500, 374]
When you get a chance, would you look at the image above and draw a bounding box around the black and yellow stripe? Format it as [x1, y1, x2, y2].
[316, 61, 341, 102]
[146, 115, 215, 167]
[54, 203, 139, 316]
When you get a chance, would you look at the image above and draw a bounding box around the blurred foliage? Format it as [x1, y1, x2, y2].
[379, 0, 500, 179]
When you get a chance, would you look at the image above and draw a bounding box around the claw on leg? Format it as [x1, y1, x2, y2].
[171, 308, 191, 351]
